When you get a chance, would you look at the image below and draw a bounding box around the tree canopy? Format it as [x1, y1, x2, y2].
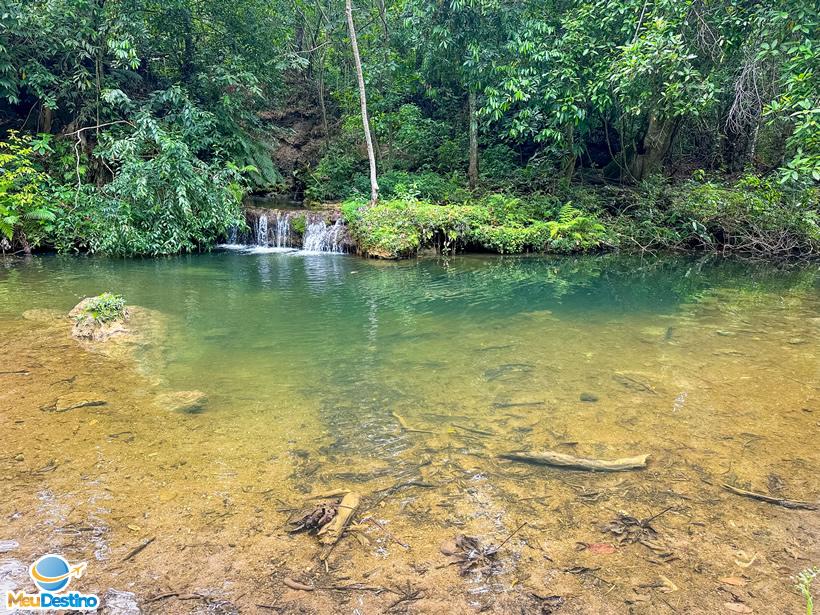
[0, 0, 817, 254]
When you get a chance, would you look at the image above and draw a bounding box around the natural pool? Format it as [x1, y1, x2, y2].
[0, 251, 818, 614]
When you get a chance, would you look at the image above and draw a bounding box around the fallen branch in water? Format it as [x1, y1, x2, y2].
[501, 450, 649, 472]
[722, 483, 818, 510]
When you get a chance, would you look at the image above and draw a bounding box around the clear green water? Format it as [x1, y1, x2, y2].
[1, 251, 818, 612]
[2, 252, 817, 432]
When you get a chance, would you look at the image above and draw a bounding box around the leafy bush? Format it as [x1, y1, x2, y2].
[53, 88, 248, 256]
[0, 132, 57, 252]
[342, 194, 610, 258]
[608, 175, 820, 255]
[75, 292, 126, 323]
[374, 104, 452, 170]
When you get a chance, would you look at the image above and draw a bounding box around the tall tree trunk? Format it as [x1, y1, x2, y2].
[346, 0, 379, 204]
[317, 57, 329, 142]
[468, 88, 478, 190]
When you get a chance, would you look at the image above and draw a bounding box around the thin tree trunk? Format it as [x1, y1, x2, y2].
[317, 57, 329, 141]
[468, 88, 478, 190]
[345, 0, 379, 204]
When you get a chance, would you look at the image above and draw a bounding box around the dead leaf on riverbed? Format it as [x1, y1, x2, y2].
[724, 602, 753, 613]
[720, 576, 748, 587]
[288, 500, 339, 534]
[576, 542, 617, 555]
[283, 577, 314, 591]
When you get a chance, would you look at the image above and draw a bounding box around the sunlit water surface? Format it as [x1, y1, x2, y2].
[0, 252, 817, 614]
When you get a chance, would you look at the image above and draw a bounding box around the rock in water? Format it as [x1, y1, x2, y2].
[69, 298, 128, 342]
[156, 390, 208, 413]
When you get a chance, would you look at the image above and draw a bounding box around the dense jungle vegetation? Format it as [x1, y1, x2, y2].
[0, 0, 817, 257]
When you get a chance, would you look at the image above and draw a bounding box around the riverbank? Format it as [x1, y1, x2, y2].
[336, 176, 819, 259]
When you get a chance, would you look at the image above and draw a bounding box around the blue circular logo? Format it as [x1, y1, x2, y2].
[30, 554, 71, 592]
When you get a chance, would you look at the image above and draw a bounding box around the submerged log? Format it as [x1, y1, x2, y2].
[722, 483, 818, 511]
[501, 450, 649, 472]
[319, 491, 361, 560]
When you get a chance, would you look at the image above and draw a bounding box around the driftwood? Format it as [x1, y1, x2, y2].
[501, 450, 649, 472]
[722, 483, 818, 511]
[319, 492, 361, 560]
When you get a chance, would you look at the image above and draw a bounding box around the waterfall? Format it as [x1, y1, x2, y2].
[256, 214, 268, 246]
[275, 212, 291, 248]
[302, 216, 345, 253]
[222, 208, 347, 253]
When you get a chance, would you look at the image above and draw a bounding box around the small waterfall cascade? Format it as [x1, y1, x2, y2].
[302, 215, 346, 253]
[275, 211, 291, 248]
[256, 214, 269, 246]
[226, 208, 349, 252]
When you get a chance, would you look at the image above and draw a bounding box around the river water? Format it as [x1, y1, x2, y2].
[0, 252, 818, 613]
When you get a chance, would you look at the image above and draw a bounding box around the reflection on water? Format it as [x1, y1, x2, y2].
[0, 252, 818, 614]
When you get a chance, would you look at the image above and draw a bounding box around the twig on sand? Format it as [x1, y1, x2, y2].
[452, 423, 495, 436]
[122, 537, 155, 561]
[722, 483, 818, 510]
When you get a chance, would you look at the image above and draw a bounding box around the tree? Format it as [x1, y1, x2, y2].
[345, 0, 379, 203]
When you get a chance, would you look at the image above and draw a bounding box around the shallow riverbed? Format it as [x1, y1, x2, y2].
[0, 252, 818, 614]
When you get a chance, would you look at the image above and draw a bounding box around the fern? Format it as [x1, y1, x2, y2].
[557, 203, 582, 223]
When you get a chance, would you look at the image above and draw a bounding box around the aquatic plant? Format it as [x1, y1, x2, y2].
[797, 567, 819, 615]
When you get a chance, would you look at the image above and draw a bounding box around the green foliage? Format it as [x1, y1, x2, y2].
[343, 193, 610, 258]
[1, 0, 818, 257]
[52, 89, 247, 255]
[608, 175, 820, 256]
[305, 145, 363, 202]
[75, 292, 126, 324]
[0, 132, 57, 250]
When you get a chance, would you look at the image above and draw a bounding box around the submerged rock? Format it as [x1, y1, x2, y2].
[22, 308, 64, 323]
[157, 390, 208, 413]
